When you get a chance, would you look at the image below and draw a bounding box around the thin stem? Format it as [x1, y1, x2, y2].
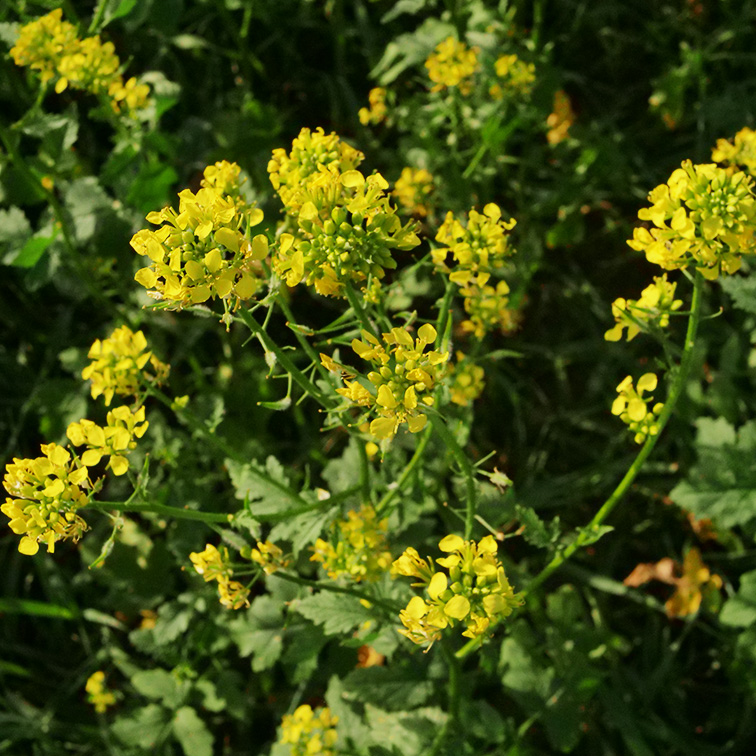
[435, 276, 456, 355]
[429, 640, 462, 755]
[344, 281, 381, 341]
[429, 414, 477, 539]
[275, 293, 330, 381]
[526, 272, 705, 594]
[376, 427, 432, 516]
[87, 500, 230, 523]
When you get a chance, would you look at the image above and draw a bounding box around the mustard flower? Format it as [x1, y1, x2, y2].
[132, 182, 268, 310]
[434, 204, 517, 287]
[2, 443, 90, 556]
[546, 90, 575, 145]
[358, 87, 388, 126]
[82, 325, 169, 406]
[189, 543, 250, 610]
[604, 274, 683, 342]
[392, 535, 522, 649]
[627, 160, 756, 279]
[310, 504, 392, 582]
[459, 280, 520, 339]
[490, 54, 536, 99]
[268, 127, 364, 213]
[321, 323, 448, 439]
[9, 9, 78, 85]
[274, 169, 420, 298]
[248, 540, 291, 575]
[109, 76, 150, 113]
[448, 352, 485, 406]
[56, 35, 120, 96]
[611, 373, 664, 444]
[85, 671, 116, 714]
[712, 127, 756, 175]
[280, 704, 338, 756]
[425, 37, 480, 94]
[67, 405, 149, 477]
[393, 167, 435, 218]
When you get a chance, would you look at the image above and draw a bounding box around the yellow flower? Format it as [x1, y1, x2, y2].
[393, 167, 435, 218]
[2, 443, 90, 556]
[712, 127, 756, 176]
[249, 540, 291, 575]
[459, 280, 521, 339]
[425, 37, 479, 94]
[627, 160, 756, 279]
[132, 177, 268, 310]
[82, 325, 169, 406]
[310, 504, 392, 582]
[67, 405, 149, 477]
[322, 323, 448, 439]
[189, 543, 250, 610]
[393, 535, 522, 648]
[604, 274, 683, 342]
[490, 54, 535, 99]
[358, 87, 388, 126]
[434, 204, 517, 287]
[546, 90, 575, 145]
[9, 9, 78, 85]
[611, 373, 664, 444]
[56, 35, 120, 96]
[448, 352, 485, 406]
[280, 705, 338, 756]
[85, 671, 116, 713]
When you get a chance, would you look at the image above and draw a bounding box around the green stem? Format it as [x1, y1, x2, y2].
[344, 281, 381, 341]
[87, 500, 230, 523]
[275, 293, 331, 381]
[428, 640, 462, 755]
[526, 272, 705, 594]
[376, 426, 432, 516]
[428, 414, 477, 539]
[435, 277, 456, 355]
[237, 307, 333, 407]
[356, 439, 371, 504]
[88, 0, 108, 33]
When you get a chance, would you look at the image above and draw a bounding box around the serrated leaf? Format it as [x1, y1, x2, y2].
[227, 456, 302, 517]
[514, 503, 561, 548]
[292, 592, 373, 636]
[63, 177, 111, 244]
[173, 706, 213, 756]
[112, 704, 169, 749]
[720, 570, 756, 627]
[364, 704, 447, 755]
[341, 665, 435, 711]
[720, 275, 756, 316]
[228, 595, 284, 671]
[131, 669, 182, 708]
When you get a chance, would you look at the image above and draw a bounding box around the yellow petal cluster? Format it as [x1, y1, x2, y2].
[546, 90, 575, 145]
[248, 540, 291, 575]
[460, 280, 521, 339]
[67, 405, 149, 477]
[604, 274, 682, 342]
[392, 535, 522, 648]
[611, 373, 664, 444]
[280, 704, 338, 756]
[10, 9, 150, 114]
[392, 167, 435, 218]
[425, 37, 479, 94]
[627, 160, 756, 279]
[712, 127, 756, 176]
[489, 54, 536, 99]
[310, 504, 392, 582]
[358, 87, 388, 126]
[321, 323, 448, 439]
[85, 671, 116, 713]
[82, 325, 169, 406]
[448, 352, 485, 406]
[132, 170, 268, 310]
[2, 443, 90, 556]
[189, 543, 250, 610]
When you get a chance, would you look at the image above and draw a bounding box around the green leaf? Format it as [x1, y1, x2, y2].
[112, 704, 169, 749]
[63, 177, 111, 244]
[173, 706, 213, 756]
[574, 523, 613, 547]
[720, 570, 756, 627]
[0, 598, 75, 619]
[514, 503, 561, 549]
[228, 594, 284, 671]
[341, 665, 435, 711]
[125, 159, 179, 214]
[227, 456, 301, 517]
[131, 669, 183, 708]
[102, 0, 139, 26]
[9, 233, 55, 268]
[670, 418, 756, 529]
[363, 704, 447, 755]
[381, 0, 428, 23]
[292, 591, 373, 636]
[0, 206, 32, 264]
[720, 272, 756, 315]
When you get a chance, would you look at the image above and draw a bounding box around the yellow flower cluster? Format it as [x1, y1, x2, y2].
[248, 540, 291, 575]
[85, 671, 116, 713]
[393, 167, 435, 218]
[611, 373, 664, 444]
[425, 37, 479, 94]
[189, 543, 250, 610]
[280, 705, 338, 756]
[273, 167, 420, 298]
[132, 163, 269, 310]
[2, 443, 90, 556]
[627, 160, 756, 280]
[322, 323, 448, 439]
[310, 504, 392, 582]
[460, 280, 520, 339]
[268, 127, 364, 213]
[604, 274, 683, 342]
[67, 405, 149, 477]
[358, 87, 388, 126]
[546, 90, 575, 145]
[82, 325, 168, 406]
[489, 54, 536, 99]
[712, 127, 756, 175]
[449, 352, 485, 406]
[10, 9, 150, 114]
[392, 535, 522, 648]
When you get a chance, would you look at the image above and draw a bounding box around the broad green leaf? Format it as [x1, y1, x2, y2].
[112, 704, 169, 749]
[227, 456, 302, 517]
[514, 503, 561, 548]
[10, 233, 55, 268]
[0, 598, 75, 619]
[228, 594, 284, 671]
[341, 665, 435, 711]
[173, 706, 213, 756]
[720, 275, 756, 316]
[720, 570, 756, 627]
[131, 669, 183, 708]
[292, 591, 373, 636]
[364, 704, 447, 755]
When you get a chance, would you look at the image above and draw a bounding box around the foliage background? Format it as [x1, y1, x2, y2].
[3, 0, 756, 754]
